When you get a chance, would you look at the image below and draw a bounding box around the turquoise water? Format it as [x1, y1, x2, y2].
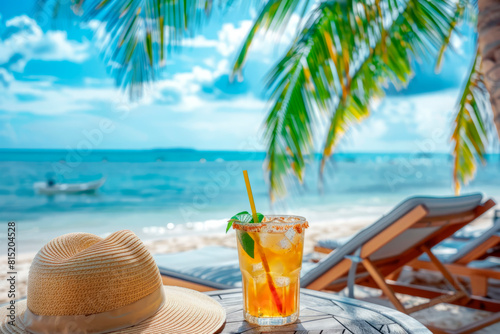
[1, 149, 499, 252]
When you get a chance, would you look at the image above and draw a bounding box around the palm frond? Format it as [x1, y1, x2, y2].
[321, 0, 461, 172]
[232, 0, 312, 80]
[262, 0, 456, 200]
[435, 0, 466, 72]
[452, 49, 489, 194]
[36, 0, 228, 99]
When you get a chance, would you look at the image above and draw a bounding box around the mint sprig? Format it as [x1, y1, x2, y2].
[226, 211, 264, 258]
[225, 211, 264, 232]
[238, 232, 255, 258]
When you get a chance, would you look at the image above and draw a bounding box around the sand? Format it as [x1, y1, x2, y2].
[1, 216, 499, 333]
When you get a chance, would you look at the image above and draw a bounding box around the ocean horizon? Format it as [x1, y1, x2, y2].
[2, 149, 500, 253]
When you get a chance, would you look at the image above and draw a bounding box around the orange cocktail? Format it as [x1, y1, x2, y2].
[233, 215, 308, 326]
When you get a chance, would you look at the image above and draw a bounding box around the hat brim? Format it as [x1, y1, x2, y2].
[1, 286, 226, 334]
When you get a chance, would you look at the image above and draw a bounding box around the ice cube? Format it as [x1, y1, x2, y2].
[261, 233, 293, 254]
[258, 234, 280, 250]
[254, 273, 266, 284]
[258, 233, 277, 247]
[284, 228, 300, 244]
[274, 276, 290, 287]
[279, 237, 292, 250]
[252, 262, 264, 273]
[284, 228, 295, 241]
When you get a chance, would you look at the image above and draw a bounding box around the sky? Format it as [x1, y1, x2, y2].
[0, 1, 479, 153]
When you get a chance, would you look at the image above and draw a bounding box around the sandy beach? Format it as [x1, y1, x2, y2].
[2, 215, 499, 333]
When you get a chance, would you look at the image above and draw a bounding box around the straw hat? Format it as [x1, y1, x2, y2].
[0, 230, 225, 334]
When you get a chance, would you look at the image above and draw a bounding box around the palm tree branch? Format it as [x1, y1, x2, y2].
[435, 0, 466, 72]
[452, 49, 489, 194]
[321, 0, 456, 173]
[37, 0, 232, 99]
[263, 0, 382, 198]
[263, 0, 456, 199]
[231, 0, 313, 79]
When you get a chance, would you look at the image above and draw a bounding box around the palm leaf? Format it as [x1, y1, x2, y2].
[260, 0, 456, 200]
[435, 0, 466, 72]
[231, 0, 312, 80]
[452, 49, 490, 194]
[36, 0, 230, 99]
[321, 0, 458, 172]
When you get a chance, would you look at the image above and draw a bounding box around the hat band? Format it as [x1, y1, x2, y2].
[22, 287, 165, 334]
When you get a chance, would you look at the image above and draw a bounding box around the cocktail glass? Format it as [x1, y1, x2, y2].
[233, 215, 308, 326]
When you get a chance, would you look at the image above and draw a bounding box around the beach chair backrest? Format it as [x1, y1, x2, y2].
[369, 225, 442, 260]
[302, 193, 487, 289]
[449, 211, 500, 264]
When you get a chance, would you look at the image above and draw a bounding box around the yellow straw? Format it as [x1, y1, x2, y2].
[242, 170, 284, 314]
[243, 170, 259, 224]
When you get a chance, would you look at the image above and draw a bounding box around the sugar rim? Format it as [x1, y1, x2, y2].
[232, 215, 308, 232]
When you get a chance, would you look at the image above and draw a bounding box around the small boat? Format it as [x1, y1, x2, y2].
[34, 178, 105, 195]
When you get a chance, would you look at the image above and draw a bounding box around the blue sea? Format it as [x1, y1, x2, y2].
[1, 149, 500, 253]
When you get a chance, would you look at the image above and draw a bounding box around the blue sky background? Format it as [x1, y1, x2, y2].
[0, 1, 479, 152]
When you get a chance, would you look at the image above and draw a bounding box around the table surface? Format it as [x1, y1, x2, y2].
[206, 288, 431, 334]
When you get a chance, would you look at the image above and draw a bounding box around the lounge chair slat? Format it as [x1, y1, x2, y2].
[405, 290, 468, 314]
[359, 279, 500, 312]
[420, 244, 468, 294]
[408, 260, 500, 280]
[456, 234, 500, 265]
[447, 311, 500, 334]
[414, 211, 476, 227]
[361, 258, 407, 313]
[360, 205, 429, 258]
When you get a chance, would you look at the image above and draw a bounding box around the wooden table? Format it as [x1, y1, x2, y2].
[206, 288, 431, 334]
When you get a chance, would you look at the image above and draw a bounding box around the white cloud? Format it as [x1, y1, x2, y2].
[339, 118, 389, 151]
[0, 66, 267, 150]
[83, 77, 115, 86]
[249, 7, 258, 19]
[122, 94, 266, 150]
[155, 66, 213, 96]
[23, 75, 58, 82]
[0, 55, 253, 118]
[450, 34, 465, 56]
[0, 68, 14, 87]
[0, 15, 90, 72]
[80, 19, 111, 51]
[378, 90, 458, 137]
[82, 20, 102, 32]
[222, 15, 300, 57]
[0, 79, 121, 115]
[351, 118, 388, 140]
[183, 35, 219, 48]
[215, 21, 253, 57]
[339, 89, 460, 152]
[150, 58, 231, 110]
[82, 14, 300, 73]
[203, 57, 216, 68]
[183, 14, 300, 61]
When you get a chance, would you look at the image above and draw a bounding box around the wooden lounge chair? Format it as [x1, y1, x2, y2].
[314, 210, 500, 297]
[315, 209, 500, 297]
[156, 193, 499, 333]
[406, 210, 500, 297]
[314, 210, 500, 256]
